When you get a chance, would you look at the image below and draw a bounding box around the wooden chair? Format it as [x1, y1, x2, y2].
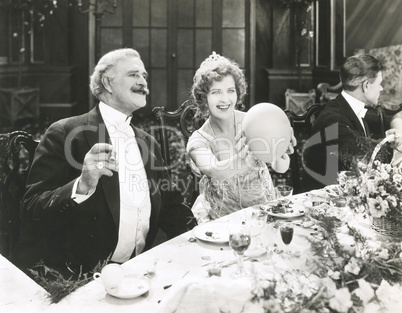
[316, 81, 342, 104]
[152, 100, 204, 207]
[284, 104, 324, 193]
[0, 131, 39, 258]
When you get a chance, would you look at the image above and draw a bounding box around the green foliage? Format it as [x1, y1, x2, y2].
[28, 259, 108, 304]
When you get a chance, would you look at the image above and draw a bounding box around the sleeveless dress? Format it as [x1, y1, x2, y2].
[187, 128, 275, 223]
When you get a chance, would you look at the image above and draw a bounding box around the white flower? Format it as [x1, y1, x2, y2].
[367, 197, 388, 218]
[329, 288, 353, 313]
[328, 269, 340, 280]
[355, 279, 375, 305]
[380, 171, 390, 180]
[393, 173, 402, 183]
[378, 249, 389, 259]
[376, 280, 402, 310]
[320, 277, 337, 299]
[384, 163, 392, 173]
[345, 257, 361, 275]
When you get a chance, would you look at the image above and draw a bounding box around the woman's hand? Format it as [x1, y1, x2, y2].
[235, 130, 249, 159]
[272, 153, 290, 173]
[285, 128, 297, 155]
[385, 128, 402, 149]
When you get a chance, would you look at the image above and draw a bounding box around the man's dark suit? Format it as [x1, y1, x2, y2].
[303, 94, 369, 190]
[12, 106, 196, 275]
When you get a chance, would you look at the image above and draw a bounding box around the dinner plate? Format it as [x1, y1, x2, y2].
[107, 275, 150, 299]
[193, 222, 230, 243]
[264, 201, 305, 218]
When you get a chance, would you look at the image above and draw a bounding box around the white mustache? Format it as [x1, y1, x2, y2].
[132, 87, 149, 95]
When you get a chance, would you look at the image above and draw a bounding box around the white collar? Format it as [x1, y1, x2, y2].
[341, 91, 367, 118]
[99, 102, 132, 129]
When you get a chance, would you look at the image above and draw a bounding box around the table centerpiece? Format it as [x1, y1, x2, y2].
[357, 134, 402, 237]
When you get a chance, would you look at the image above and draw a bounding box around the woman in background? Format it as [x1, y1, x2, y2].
[388, 112, 402, 166]
[186, 52, 295, 223]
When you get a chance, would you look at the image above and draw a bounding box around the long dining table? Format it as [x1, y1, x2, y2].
[1, 189, 401, 313]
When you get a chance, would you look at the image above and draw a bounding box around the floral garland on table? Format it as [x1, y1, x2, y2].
[248, 214, 402, 313]
[29, 259, 108, 304]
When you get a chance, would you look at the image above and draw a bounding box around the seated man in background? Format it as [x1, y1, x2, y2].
[12, 48, 196, 277]
[303, 54, 384, 190]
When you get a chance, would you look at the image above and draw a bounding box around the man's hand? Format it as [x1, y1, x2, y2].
[77, 143, 118, 194]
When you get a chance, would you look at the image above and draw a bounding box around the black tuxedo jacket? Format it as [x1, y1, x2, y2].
[12, 106, 196, 275]
[303, 94, 369, 190]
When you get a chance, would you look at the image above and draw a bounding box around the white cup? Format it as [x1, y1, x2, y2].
[93, 264, 125, 294]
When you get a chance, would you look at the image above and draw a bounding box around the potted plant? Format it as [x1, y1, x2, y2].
[0, 0, 58, 128]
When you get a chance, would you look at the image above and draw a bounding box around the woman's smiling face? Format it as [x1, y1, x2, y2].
[206, 75, 237, 119]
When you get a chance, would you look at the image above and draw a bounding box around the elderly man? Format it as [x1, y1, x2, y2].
[12, 48, 196, 276]
[304, 54, 384, 190]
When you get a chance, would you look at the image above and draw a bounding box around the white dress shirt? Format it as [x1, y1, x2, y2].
[341, 91, 368, 136]
[72, 102, 151, 263]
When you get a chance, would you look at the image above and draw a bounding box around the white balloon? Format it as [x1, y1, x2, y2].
[242, 103, 291, 163]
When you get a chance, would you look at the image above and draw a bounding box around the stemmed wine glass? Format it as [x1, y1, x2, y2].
[280, 220, 294, 257]
[245, 208, 267, 257]
[275, 185, 294, 211]
[229, 224, 251, 278]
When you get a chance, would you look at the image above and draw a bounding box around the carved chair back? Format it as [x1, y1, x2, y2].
[0, 131, 38, 258]
[152, 100, 204, 207]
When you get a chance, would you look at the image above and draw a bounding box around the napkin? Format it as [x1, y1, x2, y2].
[158, 276, 253, 313]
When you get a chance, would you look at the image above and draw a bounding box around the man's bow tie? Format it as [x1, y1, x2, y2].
[359, 108, 368, 119]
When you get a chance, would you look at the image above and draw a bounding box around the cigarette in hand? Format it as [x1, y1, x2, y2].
[109, 150, 117, 163]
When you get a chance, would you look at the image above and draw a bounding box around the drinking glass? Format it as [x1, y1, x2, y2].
[275, 185, 294, 207]
[279, 221, 294, 257]
[262, 222, 277, 265]
[229, 224, 251, 278]
[245, 208, 267, 257]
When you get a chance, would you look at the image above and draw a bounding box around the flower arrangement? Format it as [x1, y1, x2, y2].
[356, 147, 402, 236]
[360, 160, 402, 222]
[248, 216, 402, 313]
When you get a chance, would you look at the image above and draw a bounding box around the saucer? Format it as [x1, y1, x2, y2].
[107, 275, 150, 299]
[194, 222, 230, 244]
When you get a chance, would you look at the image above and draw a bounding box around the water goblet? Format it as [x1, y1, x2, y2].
[245, 208, 267, 257]
[261, 222, 278, 265]
[229, 224, 251, 278]
[275, 185, 293, 208]
[280, 220, 294, 257]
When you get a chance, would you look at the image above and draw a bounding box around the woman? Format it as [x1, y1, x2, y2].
[187, 52, 295, 223]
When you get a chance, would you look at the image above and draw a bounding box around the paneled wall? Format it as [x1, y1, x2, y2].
[99, 0, 250, 117]
[0, 2, 90, 119]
